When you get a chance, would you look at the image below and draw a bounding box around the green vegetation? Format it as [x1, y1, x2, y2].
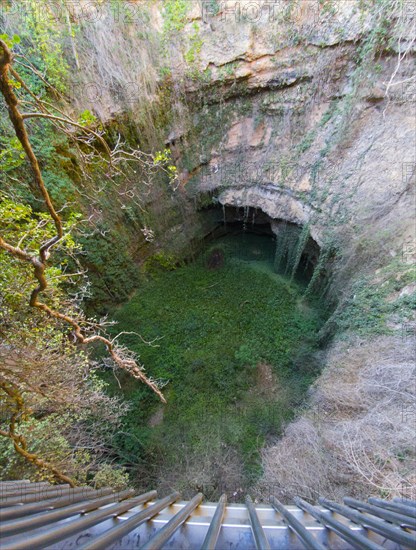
[0, 194, 129, 486]
[18, 1, 69, 92]
[1, 0, 412, 501]
[162, 0, 189, 34]
[334, 260, 416, 336]
[161, 0, 204, 78]
[217, 61, 238, 81]
[0, 29, 175, 485]
[204, 0, 220, 16]
[106, 234, 324, 495]
[297, 130, 317, 153]
[0, 31, 75, 207]
[184, 22, 204, 65]
[143, 251, 180, 275]
[160, 0, 190, 73]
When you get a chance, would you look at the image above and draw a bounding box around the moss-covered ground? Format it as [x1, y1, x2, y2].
[105, 232, 325, 497]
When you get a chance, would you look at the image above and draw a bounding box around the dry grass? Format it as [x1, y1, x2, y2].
[259, 335, 416, 503]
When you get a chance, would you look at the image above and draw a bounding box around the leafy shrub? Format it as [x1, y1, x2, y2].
[92, 465, 130, 491]
[143, 251, 178, 275]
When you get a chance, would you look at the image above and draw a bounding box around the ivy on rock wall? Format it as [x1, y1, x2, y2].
[78, 228, 141, 314]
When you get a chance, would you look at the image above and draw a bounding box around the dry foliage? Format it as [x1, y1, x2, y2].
[259, 335, 416, 503]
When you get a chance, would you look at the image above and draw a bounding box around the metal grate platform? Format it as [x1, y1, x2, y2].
[0, 481, 415, 549]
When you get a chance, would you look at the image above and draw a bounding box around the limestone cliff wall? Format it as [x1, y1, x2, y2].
[68, 0, 415, 500]
[163, 0, 416, 500]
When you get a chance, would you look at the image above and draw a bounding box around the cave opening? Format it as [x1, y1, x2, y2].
[201, 204, 321, 287]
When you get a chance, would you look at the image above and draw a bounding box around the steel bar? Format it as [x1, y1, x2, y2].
[246, 495, 271, 550]
[344, 497, 416, 530]
[140, 492, 203, 550]
[0, 488, 138, 536]
[270, 496, 325, 550]
[0, 484, 68, 500]
[319, 498, 416, 548]
[79, 492, 181, 550]
[0, 485, 82, 507]
[295, 497, 383, 550]
[368, 498, 416, 518]
[0, 480, 30, 484]
[393, 498, 416, 507]
[0, 491, 157, 550]
[201, 494, 227, 550]
[0, 481, 48, 486]
[0, 482, 51, 496]
[0, 488, 113, 521]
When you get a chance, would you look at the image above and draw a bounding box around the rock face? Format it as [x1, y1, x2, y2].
[162, 1, 415, 501]
[61, 1, 414, 270]
[207, 248, 225, 269]
[45, 0, 414, 500]
[171, 3, 415, 261]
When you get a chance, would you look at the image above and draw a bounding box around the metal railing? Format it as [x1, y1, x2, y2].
[1, 480, 415, 549]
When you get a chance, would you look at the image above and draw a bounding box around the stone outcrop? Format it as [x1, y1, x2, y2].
[163, 3, 414, 284]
